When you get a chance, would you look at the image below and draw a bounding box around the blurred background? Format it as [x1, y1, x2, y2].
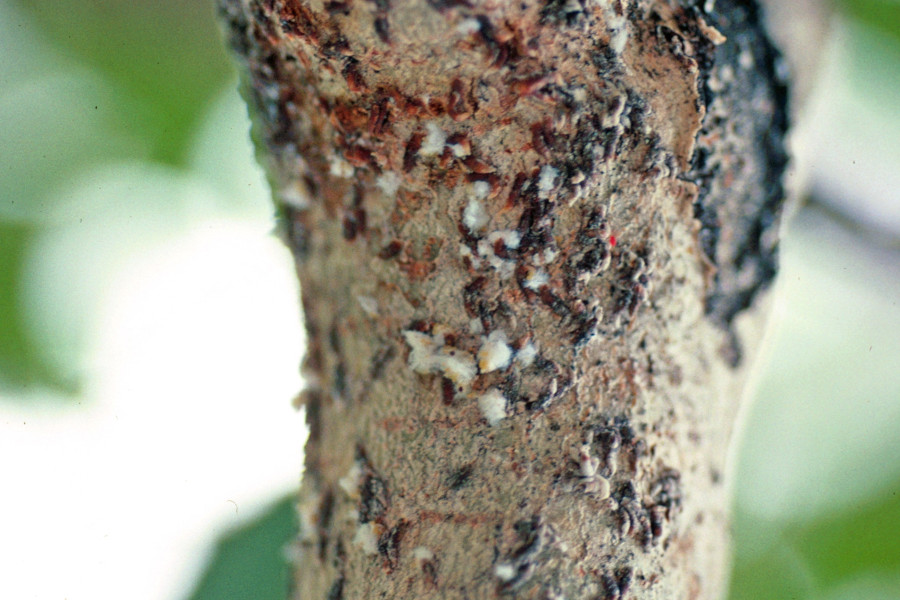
[0, 1, 897, 599]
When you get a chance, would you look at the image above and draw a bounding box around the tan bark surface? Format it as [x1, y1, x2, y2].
[220, 1, 800, 598]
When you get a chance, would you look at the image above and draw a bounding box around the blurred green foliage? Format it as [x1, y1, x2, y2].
[187, 496, 296, 600]
[10, 0, 233, 165]
[731, 477, 900, 600]
[0, 0, 233, 396]
[792, 480, 900, 589]
[0, 221, 74, 391]
[0, 73, 149, 222]
[834, 0, 900, 45]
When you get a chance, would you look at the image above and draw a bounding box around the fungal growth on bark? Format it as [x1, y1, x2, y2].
[219, 0, 811, 597]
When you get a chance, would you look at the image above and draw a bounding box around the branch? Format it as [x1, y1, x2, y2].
[219, 1, 821, 597]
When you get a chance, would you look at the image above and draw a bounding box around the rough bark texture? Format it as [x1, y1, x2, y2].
[219, 1, 799, 598]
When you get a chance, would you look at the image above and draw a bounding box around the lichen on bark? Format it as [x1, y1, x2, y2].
[219, 0, 793, 598]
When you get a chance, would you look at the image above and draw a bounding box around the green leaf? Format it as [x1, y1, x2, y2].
[835, 0, 900, 47]
[187, 495, 297, 600]
[0, 221, 78, 396]
[731, 481, 900, 599]
[729, 525, 816, 600]
[0, 73, 149, 223]
[821, 573, 900, 600]
[0, 1, 66, 88]
[790, 481, 900, 589]
[11, 0, 234, 165]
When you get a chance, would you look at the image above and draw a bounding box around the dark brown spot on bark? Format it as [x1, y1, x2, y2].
[344, 144, 373, 168]
[408, 320, 431, 334]
[378, 521, 406, 571]
[448, 78, 471, 121]
[462, 155, 493, 174]
[374, 16, 391, 44]
[369, 345, 396, 380]
[282, 207, 311, 258]
[343, 59, 367, 93]
[333, 362, 347, 399]
[304, 389, 324, 443]
[367, 96, 391, 136]
[506, 172, 528, 208]
[617, 566, 634, 595]
[530, 119, 556, 156]
[651, 469, 682, 511]
[326, 575, 344, 600]
[511, 74, 549, 97]
[446, 132, 470, 155]
[441, 377, 456, 405]
[462, 277, 488, 316]
[426, 97, 446, 116]
[446, 464, 474, 490]
[317, 489, 335, 561]
[403, 133, 424, 172]
[539, 287, 570, 317]
[425, 0, 472, 13]
[359, 469, 390, 523]
[325, 1, 351, 16]
[649, 505, 666, 539]
[601, 572, 621, 600]
[342, 208, 366, 240]
[421, 558, 438, 589]
[378, 240, 403, 259]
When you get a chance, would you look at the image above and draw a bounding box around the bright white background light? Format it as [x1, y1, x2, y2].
[0, 88, 308, 600]
[1, 213, 306, 600]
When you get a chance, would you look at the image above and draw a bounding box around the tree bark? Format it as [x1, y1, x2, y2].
[219, 1, 813, 598]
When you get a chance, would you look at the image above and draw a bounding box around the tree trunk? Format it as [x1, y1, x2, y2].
[219, 1, 814, 598]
